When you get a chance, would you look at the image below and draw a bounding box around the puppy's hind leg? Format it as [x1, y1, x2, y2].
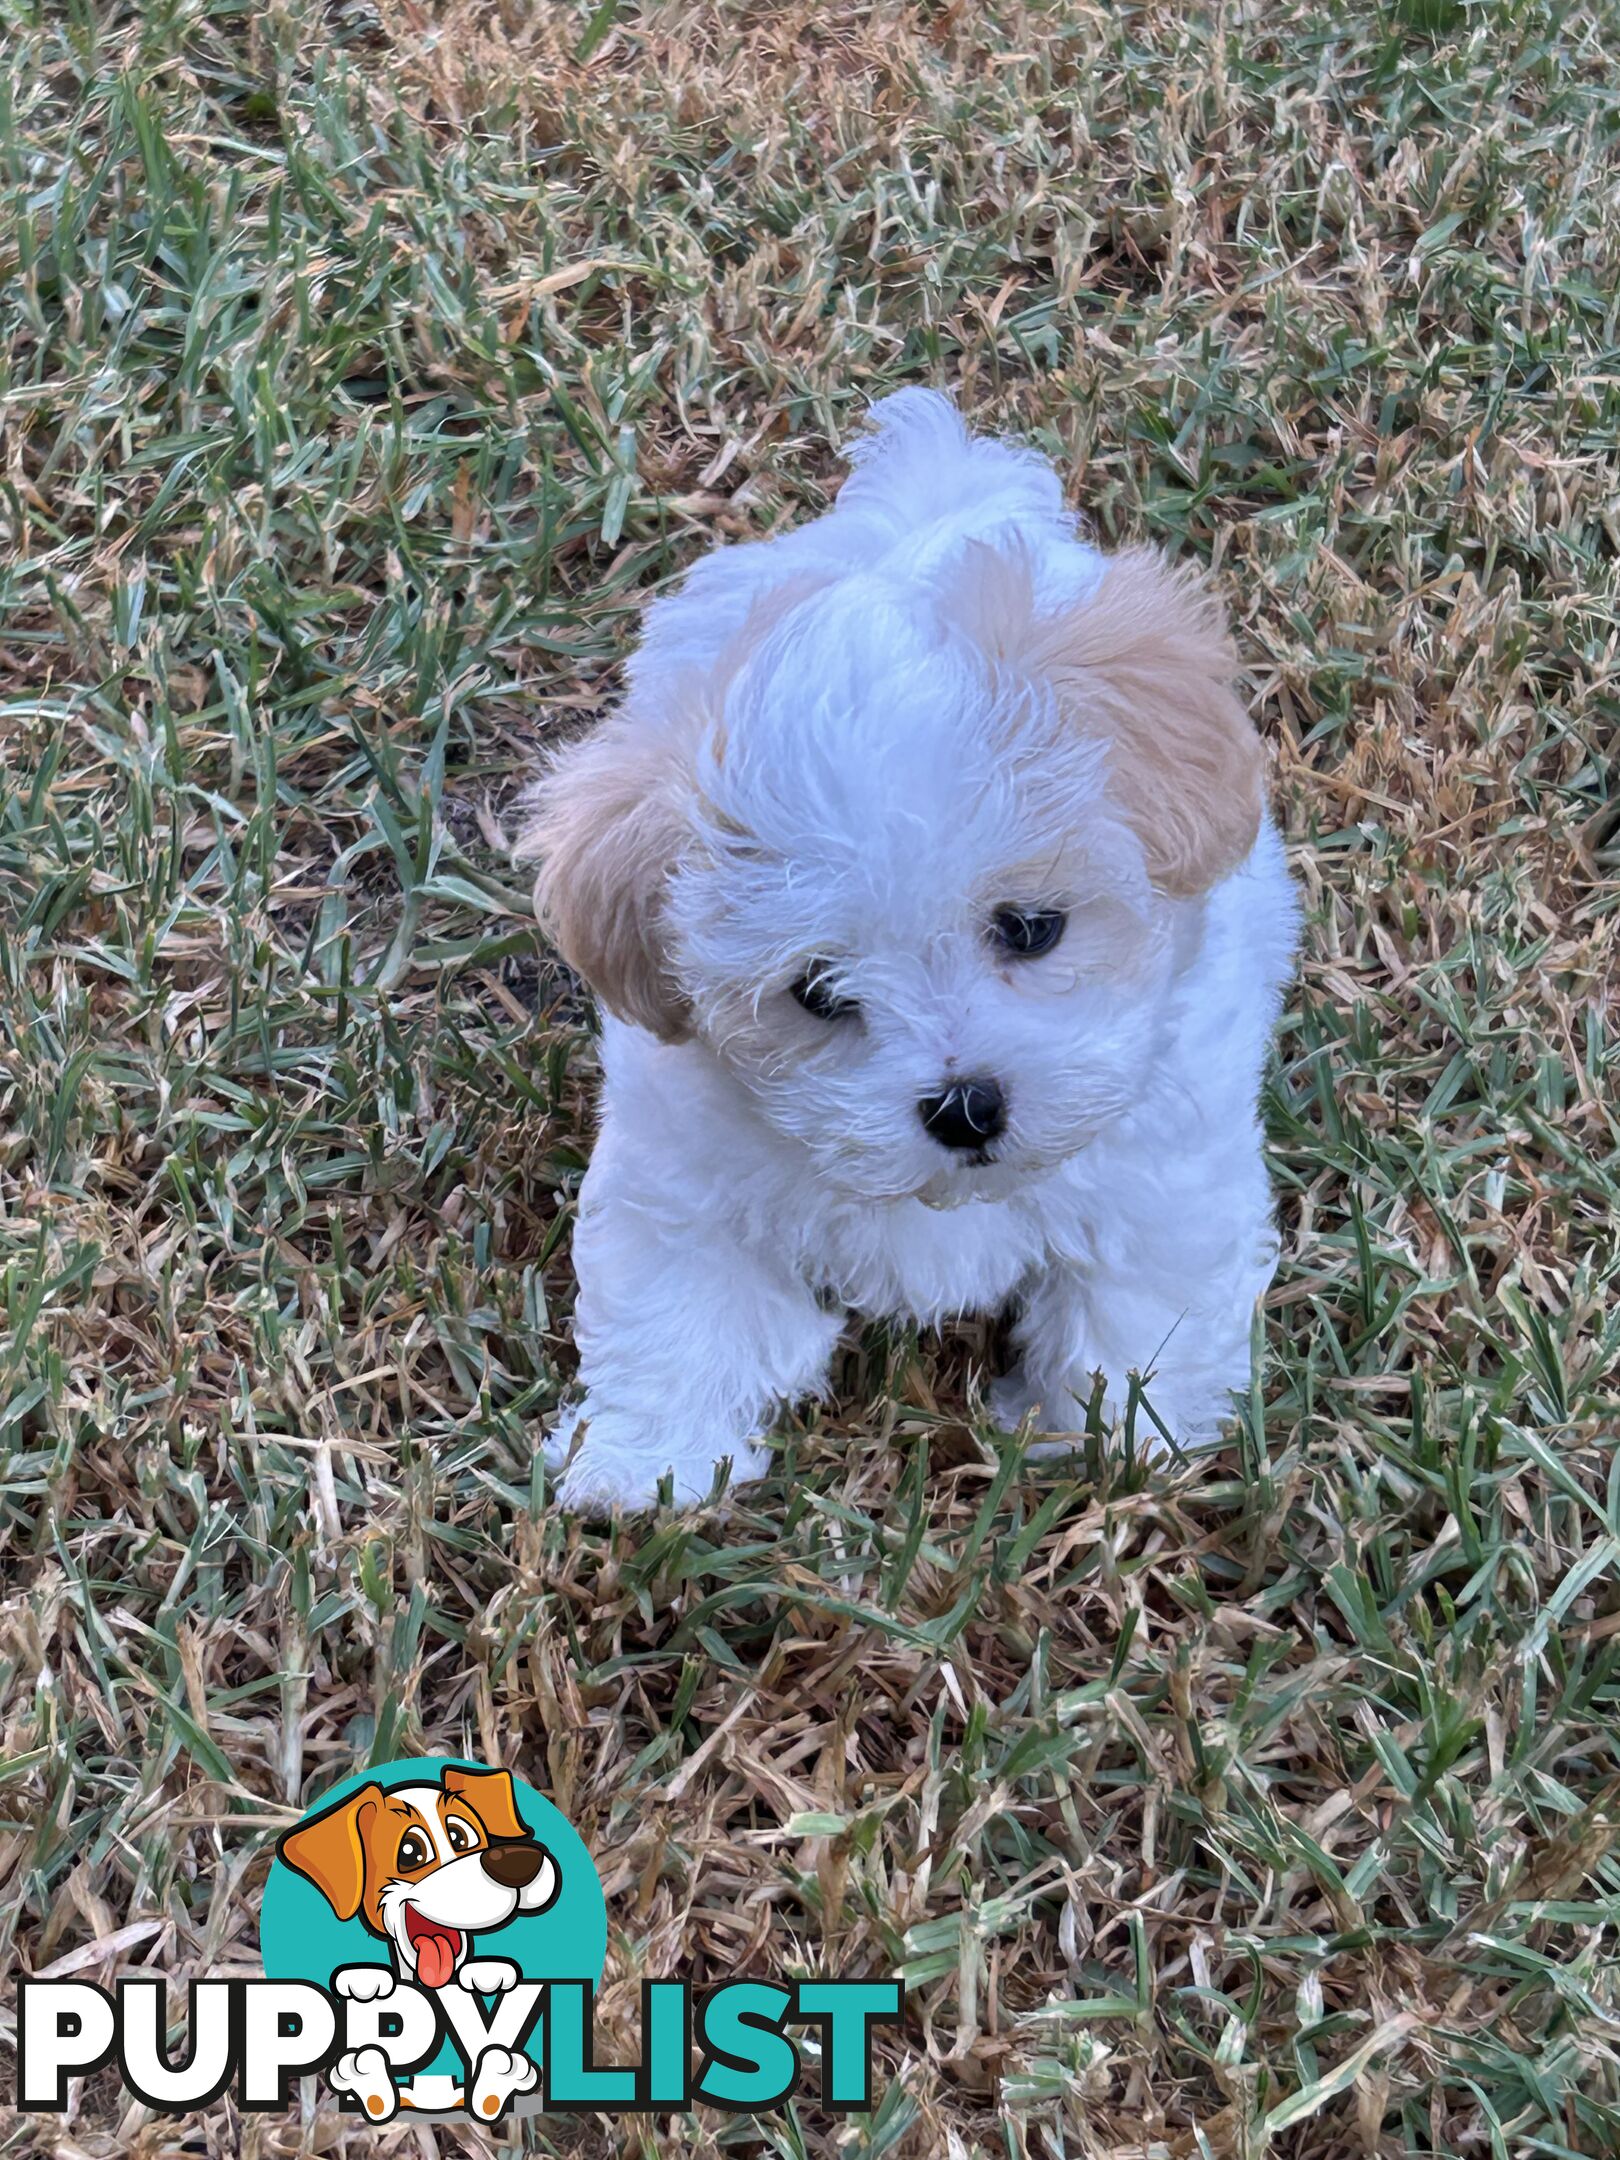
[995, 1150, 1278, 1462]
[547, 1150, 841, 1514]
[990, 1266, 1110, 1455]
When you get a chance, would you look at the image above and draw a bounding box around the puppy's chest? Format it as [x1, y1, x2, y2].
[806, 1195, 1051, 1324]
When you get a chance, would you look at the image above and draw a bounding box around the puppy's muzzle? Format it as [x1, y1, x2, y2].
[482, 1838, 548, 1889]
[918, 1077, 1005, 1152]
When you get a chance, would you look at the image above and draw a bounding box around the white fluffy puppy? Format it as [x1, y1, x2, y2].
[520, 391, 1298, 1511]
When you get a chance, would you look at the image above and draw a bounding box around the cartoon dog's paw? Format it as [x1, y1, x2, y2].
[548, 1400, 765, 1515]
[332, 1963, 396, 2002]
[458, 1957, 522, 1994]
[468, 2044, 539, 2121]
[331, 2045, 399, 2122]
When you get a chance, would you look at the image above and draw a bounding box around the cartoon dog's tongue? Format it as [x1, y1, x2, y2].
[404, 1907, 463, 1989]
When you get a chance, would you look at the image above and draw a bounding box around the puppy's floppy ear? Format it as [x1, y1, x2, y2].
[1015, 547, 1265, 897]
[519, 577, 834, 1040]
[442, 1765, 528, 1842]
[278, 1784, 383, 1921]
[519, 708, 694, 1043]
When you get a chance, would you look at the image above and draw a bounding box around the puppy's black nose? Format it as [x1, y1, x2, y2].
[482, 1840, 545, 1888]
[918, 1077, 1005, 1152]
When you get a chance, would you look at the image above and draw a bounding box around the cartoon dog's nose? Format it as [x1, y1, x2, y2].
[918, 1077, 1005, 1152]
[482, 1840, 546, 1889]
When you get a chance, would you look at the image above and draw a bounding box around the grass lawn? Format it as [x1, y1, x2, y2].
[3, 0, 1618, 2151]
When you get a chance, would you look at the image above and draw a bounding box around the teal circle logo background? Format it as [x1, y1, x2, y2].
[260, 1757, 607, 2001]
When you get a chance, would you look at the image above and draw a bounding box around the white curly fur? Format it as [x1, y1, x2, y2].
[521, 391, 1299, 1510]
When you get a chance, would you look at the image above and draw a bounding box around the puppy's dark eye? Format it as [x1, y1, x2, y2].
[397, 1830, 432, 1871]
[790, 961, 859, 1022]
[446, 1818, 475, 1853]
[991, 907, 1067, 959]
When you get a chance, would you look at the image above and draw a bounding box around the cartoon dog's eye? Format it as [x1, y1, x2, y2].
[991, 907, 1067, 959]
[397, 1830, 432, 1870]
[790, 962, 859, 1023]
[446, 1818, 475, 1852]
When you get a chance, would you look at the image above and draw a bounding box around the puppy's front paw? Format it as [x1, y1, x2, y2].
[333, 1964, 396, 2002]
[459, 1957, 521, 1994]
[545, 1401, 766, 1515]
[987, 1368, 1051, 1434]
[990, 1367, 1203, 1464]
[988, 1373, 1093, 1464]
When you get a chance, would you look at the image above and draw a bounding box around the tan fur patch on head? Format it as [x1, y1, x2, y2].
[1029, 548, 1264, 896]
[967, 543, 1265, 898]
[518, 572, 833, 1041]
[519, 702, 697, 1042]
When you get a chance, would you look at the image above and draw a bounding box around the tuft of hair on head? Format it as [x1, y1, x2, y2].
[961, 541, 1265, 898]
[517, 703, 697, 1043]
[840, 386, 1074, 545]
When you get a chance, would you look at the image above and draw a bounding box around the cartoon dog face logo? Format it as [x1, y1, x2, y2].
[278, 1766, 560, 1990]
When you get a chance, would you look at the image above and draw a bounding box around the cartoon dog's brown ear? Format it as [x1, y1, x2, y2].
[442, 1766, 528, 1842]
[278, 1784, 383, 1920]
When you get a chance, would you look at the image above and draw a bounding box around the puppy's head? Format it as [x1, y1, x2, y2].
[522, 540, 1262, 1204]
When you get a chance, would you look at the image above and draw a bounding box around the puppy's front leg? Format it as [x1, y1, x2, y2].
[548, 1149, 842, 1514]
[996, 1151, 1278, 1458]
